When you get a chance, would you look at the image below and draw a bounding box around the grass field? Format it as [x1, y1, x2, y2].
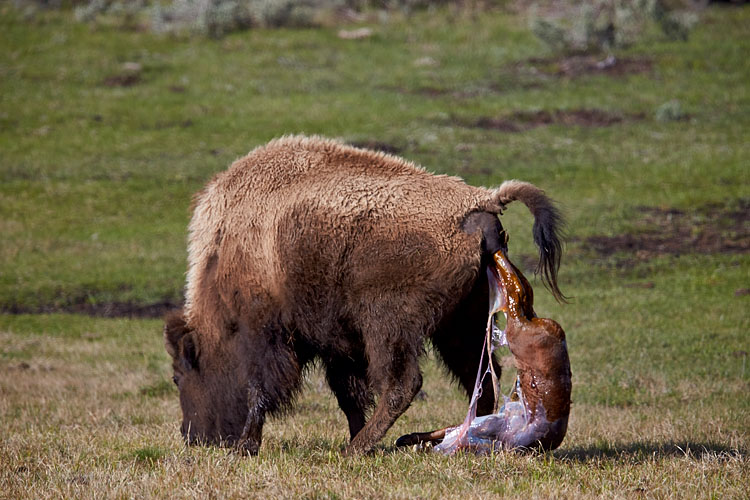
[1, 3, 748, 498]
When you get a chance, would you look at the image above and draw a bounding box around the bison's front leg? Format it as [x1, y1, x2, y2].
[344, 350, 423, 455]
[237, 384, 266, 455]
[236, 325, 306, 455]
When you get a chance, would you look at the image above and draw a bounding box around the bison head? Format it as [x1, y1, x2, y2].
[163, 310, 250, 449]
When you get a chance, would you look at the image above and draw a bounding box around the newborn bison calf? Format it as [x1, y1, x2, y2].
[164, 136, 564, 455]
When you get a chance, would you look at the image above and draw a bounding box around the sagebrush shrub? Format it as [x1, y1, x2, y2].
[529, 0, 698, 54]
[152, 0, 253, 38]
[72, 0, 349, 35]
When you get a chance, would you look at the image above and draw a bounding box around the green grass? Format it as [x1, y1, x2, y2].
[1, 3, 748, 498]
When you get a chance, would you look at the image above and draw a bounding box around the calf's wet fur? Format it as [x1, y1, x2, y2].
[396, 249, 572, 453]
[164, 136, 565, 455]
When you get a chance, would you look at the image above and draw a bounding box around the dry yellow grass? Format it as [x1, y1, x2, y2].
[1, 315, 747, 499]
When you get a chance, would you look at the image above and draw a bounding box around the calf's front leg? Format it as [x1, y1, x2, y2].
[394, 427, 448, 447]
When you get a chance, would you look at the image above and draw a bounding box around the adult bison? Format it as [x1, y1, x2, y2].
[164, 136, 564, 455]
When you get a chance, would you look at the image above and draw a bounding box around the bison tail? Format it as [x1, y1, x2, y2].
[491, 180, 567, 303]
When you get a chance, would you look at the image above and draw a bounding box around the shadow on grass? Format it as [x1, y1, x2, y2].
[556, 441, 747, 463]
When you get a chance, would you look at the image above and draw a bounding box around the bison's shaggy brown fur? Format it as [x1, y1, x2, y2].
[165, 136, 565, 455]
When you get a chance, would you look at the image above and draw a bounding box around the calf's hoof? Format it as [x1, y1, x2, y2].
[395, 433, 421, 447]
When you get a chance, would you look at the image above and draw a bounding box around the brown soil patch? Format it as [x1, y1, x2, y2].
[522, 55, 653, 79]
[380, 85, 450, 97]
[144, 119, 194, 130]
[385, 81, 543, 99]
[415, 86, 450, 97]
[583, 201, 749, 260]
[469, 108, 643, 132]
[3, 300, 181, 319]
[102, 73, 142, 87]
[381, 56, 651, 98]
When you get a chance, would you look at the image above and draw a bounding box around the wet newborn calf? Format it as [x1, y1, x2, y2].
[397, 249, 572, 453]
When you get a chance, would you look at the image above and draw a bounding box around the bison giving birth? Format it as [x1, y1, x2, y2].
[164, 135, 565, 456]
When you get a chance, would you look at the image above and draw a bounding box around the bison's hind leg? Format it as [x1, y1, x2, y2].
[429, 210, 508, 416]
[324, 353, 373, 441]
[432, 260, 502, 417]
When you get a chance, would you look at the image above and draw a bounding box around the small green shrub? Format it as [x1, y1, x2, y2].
[655, 99, 687, 121]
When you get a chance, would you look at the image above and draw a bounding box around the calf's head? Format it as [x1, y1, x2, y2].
[164, 311, 249, 448]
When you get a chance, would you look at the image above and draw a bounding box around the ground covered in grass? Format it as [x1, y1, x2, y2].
[1, 3, 748, 498]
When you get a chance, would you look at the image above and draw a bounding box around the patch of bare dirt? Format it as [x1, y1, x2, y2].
[3, 300, 181, 319]
[380, 85, 450, 97]
[143, 119, 194, 130]
[583, 201, 750, 260]
[522, 55, 653, 79]
[384, 81, 542, 100]
[103, 62, 143, 87]
[103, 72, 141, 87]
[468, 108, 643, 132]
[388, 55, 652, 98]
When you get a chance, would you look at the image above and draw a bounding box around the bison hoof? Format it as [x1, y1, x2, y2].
[342, 442, 376, 456]
[236, 440, 260, 456]
[342, 445, 361, 457]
